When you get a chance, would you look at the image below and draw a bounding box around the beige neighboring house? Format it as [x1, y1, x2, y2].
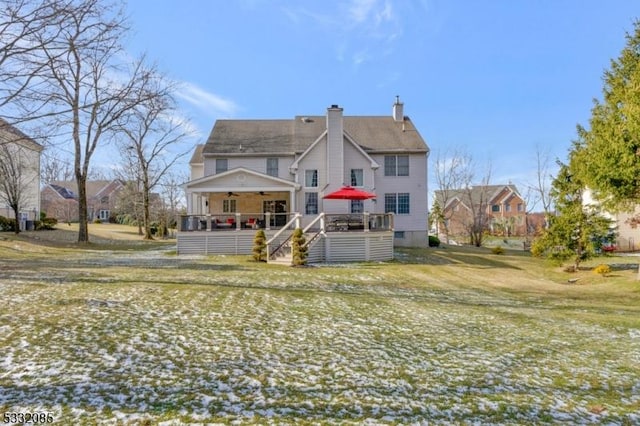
[583, 189, 639, 252]
[0, 118, 43, 228]
[183, 98, 430, 250]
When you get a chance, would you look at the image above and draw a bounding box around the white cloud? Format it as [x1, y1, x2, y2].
[277, 0, 405, 69]
[175, 82, 239, 118]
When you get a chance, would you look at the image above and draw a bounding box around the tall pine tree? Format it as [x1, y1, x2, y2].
[531, 158, 612, 271]
[573, 20, 640, 211]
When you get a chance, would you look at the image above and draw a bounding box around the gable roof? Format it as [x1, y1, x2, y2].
[435, 184, 523, 209]
[48, 180, 124, 199]
[0, 118, 43, 152]
[49, 183, 77, 200]
[202, 115, 428, 156]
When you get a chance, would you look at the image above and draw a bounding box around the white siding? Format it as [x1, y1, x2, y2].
[372, 153, 428, 235]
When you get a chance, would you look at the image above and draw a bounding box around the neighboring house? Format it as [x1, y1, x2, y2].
[0, 118, 43, 227]
[41, 183, 78, 223]
[583, 189, 639, 252]
[41, 179, 125, 222]
[434, 184, 527, 240]
[183, 98, 430, 248]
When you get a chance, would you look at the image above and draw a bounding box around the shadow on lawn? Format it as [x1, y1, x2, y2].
[394, 247, 523, 270]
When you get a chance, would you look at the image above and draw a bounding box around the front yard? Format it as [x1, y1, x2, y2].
[1, 228, 639, 424]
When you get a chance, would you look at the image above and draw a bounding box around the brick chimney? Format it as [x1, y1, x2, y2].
[393, 95, 404, 122]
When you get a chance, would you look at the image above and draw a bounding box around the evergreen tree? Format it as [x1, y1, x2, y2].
[252, 229, 267, 262]
[531, 161, 613, 271]
[573, 20, 640, 212]
[291, 228, 307, 266]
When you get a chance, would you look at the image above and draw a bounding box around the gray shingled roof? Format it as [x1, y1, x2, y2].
[434, 185, 521, 208]
[201, 114, 428, 156]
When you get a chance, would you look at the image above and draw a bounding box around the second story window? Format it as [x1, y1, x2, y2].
[305, 169, 318, 187]
[384, 155, 409, 176]
[492, 204, 500, 212]
[267, 158, 278, 177]
[305, 192, 318, 214]
[216, 158, 228, 174]
[350, 169, 363, 187]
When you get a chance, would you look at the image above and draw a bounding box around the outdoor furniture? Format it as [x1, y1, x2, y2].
[246, 218, 258, 229]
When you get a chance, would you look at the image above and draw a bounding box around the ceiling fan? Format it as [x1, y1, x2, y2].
[227, 191, 239, 197]
[258, 191, 271, 196]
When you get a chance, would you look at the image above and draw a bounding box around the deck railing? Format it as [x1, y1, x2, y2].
[177, 212, 394, 233]
[177, 212, 295, 232]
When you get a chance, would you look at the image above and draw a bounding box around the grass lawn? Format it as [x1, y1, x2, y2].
[1, 226, 639, 424]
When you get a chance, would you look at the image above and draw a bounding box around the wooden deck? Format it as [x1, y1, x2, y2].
[176, 229, 394, 263]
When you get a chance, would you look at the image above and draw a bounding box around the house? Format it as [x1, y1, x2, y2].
[0, 118, 43, 228]
[41, 183, 78, 223]
[180, 98, 430, 261]
[41, 179, 125, 222]
[583, 189, 638, 252]
[434, 184, 527, 241]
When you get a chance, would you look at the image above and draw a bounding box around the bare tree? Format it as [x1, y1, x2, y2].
[117, 80, 190, 240]
[0, 139, 39, 233]
[432, 147, 473, 243]
[0, 0, 70, 115]
[157, 170, 187, 238]
[41, 150, 73, 183]
[2, 0, 162, 243]
[461, 163, 492, 247]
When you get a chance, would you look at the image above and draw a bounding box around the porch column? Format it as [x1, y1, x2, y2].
[363, 212, 370, 232]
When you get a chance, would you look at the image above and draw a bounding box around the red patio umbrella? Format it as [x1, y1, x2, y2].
[323, 186, 377, 200]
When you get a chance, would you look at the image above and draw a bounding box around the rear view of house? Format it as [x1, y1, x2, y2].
[180, 98, 430, 261]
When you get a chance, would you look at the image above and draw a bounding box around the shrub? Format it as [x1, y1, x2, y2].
[94, 218, 102, 224]
[593, 264, 611, 277]
[37, 217, 58, 230]
[252, 229, 267, 262]
[492, 246, 505, 255]
[0, 216, 16, 232]
[291, 228, 307, 266]
[428, 235, 440, 247]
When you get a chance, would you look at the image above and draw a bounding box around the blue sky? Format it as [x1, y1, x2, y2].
[123, 0, 638, 202]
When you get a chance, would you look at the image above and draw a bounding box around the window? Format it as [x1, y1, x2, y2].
[397, 155, 409, 176]
[394, 231, 405, 239]
[305, 192, 318, 214]
[267, 158, 278, 177]
[216, 159, 228, 174]
[305, 169, 318, 187]
[505, 203, 511, 212]
[350, 169, 363, 187]
[384, 155, 409, 176]
[223, 199, 236, 213]
[492, 204, 500, 212]
[99, 210, 109, 221]
[517, 203, 524, 212]
[351, 199, 364, 214]
[384, 193, 411, 214]
[398, 193, 410, 214]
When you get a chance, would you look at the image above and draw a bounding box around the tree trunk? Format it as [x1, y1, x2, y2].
[76, 175, 89, 244]
[11, 205, 20, 235]
[142, 178, 153, 240]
